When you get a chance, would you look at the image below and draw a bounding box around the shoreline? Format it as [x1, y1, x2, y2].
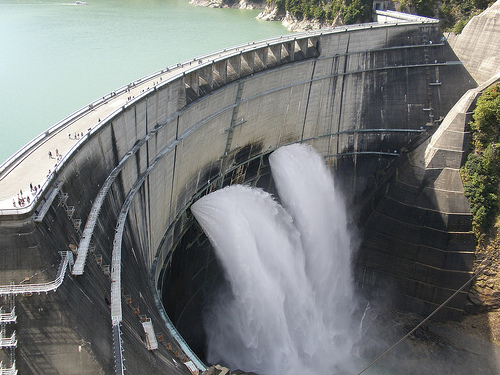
[189, 0, 340, 31]
[189, 0, 266, 10]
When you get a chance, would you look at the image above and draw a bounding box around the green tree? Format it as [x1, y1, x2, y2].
[267, 0, 371, 24]
[453, 18, 468, 34]
[439, 0, 495, 32]
[471, 84, 500, 150]
[273, 0, 286, 11]
[461, 83, 500, 236]
[408, 0, 436, 17]
[314, 6, 327, 20]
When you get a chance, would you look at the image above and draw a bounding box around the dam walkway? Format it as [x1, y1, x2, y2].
[0, 17, 437, 215]
[0, 33, 315, 213]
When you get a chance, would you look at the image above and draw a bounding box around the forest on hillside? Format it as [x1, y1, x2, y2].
[461, 83, 500, 239]
[261, 0, 496, 32]
[437, 0, 495, 32]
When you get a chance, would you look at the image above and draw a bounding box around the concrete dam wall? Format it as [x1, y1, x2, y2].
[447, 0, 500, 85]
[0, 19, 479, 374]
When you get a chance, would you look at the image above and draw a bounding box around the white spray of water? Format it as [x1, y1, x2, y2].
[191, 144, 360, 375]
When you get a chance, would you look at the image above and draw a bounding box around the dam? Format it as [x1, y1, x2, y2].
[0, 5, 499, 374]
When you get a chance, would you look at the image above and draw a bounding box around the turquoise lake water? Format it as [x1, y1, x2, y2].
[0, 0, 288, 163]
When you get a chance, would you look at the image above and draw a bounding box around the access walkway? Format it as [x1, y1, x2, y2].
[0, 252, 71, 295]
[0, 35, 298, 212]
[0, 18, 438, 214]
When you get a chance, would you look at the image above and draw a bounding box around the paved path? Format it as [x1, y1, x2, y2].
[0, 21, 429, 213]
[0, 36, 288, 213]
[0, 69, 171, 211]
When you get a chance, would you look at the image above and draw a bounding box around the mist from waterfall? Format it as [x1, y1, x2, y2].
[191, 144, 361, 375]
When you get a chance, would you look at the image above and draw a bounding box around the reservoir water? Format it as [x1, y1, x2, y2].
[0, 0, 287, 163]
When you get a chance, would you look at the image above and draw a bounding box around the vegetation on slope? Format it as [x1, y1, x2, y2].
[267, 0, 373, 25]
[464, 83, 500, 313]
[261, 0, 495, 31]
[438, 0, 496, 33]
[461, 83, 500, 239]
[398, 0, 495, 32]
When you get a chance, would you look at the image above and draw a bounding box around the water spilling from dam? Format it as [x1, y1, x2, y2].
[191, 144, 363, 374]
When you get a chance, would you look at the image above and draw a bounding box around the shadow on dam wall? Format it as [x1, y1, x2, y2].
[0, 20, 488, 374]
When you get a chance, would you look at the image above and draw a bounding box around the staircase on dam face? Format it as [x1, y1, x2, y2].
[0, 252, 74, 375]
[0, 296, 17, 375]
[423, 44, 435, 126]
[140, 316, 158, 351]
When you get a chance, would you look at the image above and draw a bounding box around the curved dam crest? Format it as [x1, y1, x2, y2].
[0, 8, 499, 374]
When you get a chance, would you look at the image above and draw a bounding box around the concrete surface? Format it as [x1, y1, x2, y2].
[447, 0, 500, 85]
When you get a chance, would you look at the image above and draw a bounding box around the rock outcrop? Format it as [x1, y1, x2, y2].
[468, 218, 500, 312]
[256, 6, 340, 31]
[190, 0, 265, 9]
[189, 0, 340, 32]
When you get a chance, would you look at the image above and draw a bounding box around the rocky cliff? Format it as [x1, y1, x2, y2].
[256, 5, 340, 31]
[189, 0, 265, 10]
[189, 0, 339, 31]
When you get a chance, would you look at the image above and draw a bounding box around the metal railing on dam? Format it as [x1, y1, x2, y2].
[0, 252, 71, 296]
[0, 17, 439, 216]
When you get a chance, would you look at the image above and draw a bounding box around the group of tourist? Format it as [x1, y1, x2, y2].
[12, 183, 40, 208]
[11, 146, 62, 209]
[47, 148, 64, 178]
[48, 148, 62, 162]
[68, 131, 85, 140]
[9, 146, 65, 210]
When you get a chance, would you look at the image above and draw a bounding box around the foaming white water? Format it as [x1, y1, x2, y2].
[191, 144, 359, 374]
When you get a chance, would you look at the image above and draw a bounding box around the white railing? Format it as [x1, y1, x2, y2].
[72, 181, 117, 275]
[33, 184, 62, 223]
[0, 308, 16, 324]
[112, 324, 125, 375]
[141, 318, 158, 351]
[375, 9, 438, 23]
[72, 131, 152, 275]
[0, 361, 17, 375]
[0, 332, 16, 348]
[0, 252, 71, 295]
